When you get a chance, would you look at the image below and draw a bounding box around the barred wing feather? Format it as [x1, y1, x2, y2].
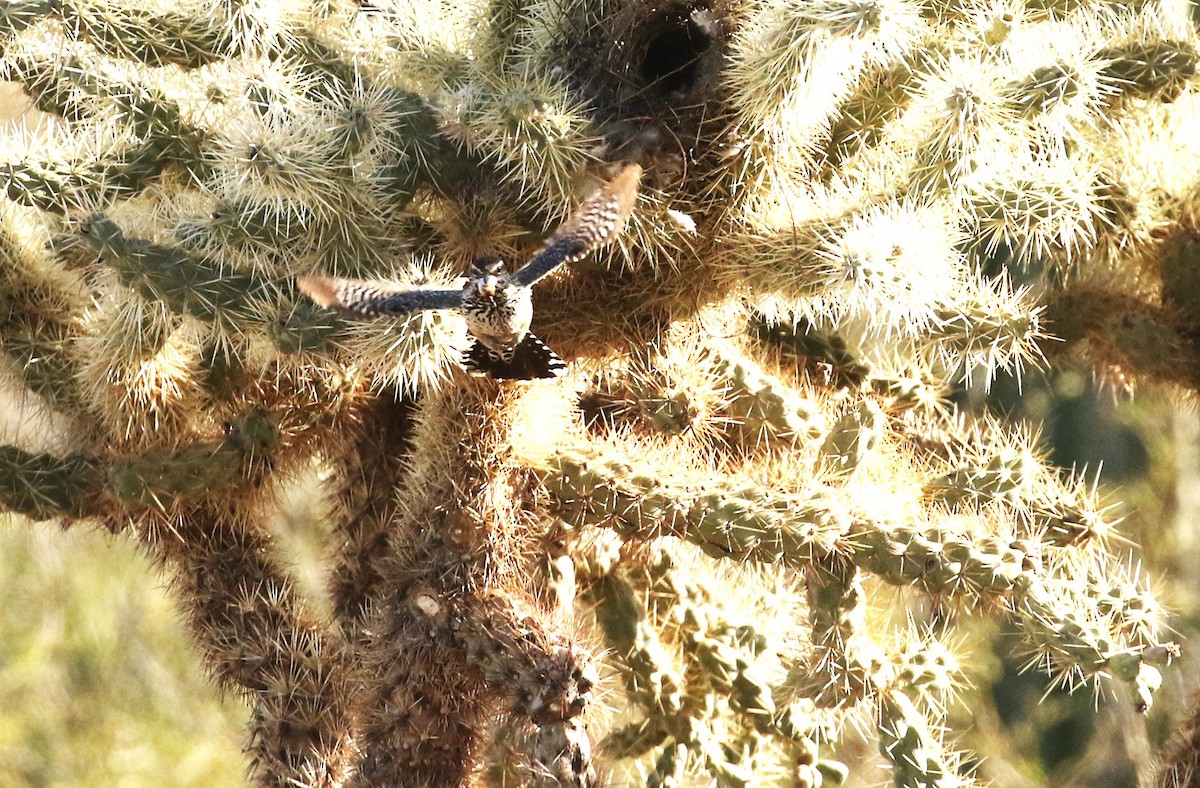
[511, 164, 642, 288]
[297, 276, 463, 316]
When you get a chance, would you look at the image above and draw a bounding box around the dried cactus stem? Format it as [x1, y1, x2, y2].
[326, 396, 417, 640]
[145, 505, 358, 785]
[350, 387, 595, 785]
[453, 590, 598, 786]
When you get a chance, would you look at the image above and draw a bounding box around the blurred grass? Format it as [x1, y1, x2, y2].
[0, 519, 248, 787]
[0, 82, 248, 787]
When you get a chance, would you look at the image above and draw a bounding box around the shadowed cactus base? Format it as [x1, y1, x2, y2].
[0, 0, 1197, 785]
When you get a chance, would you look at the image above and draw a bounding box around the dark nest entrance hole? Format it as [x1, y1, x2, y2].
[555, 2, 728, 174]
[639, 9, 718, 96]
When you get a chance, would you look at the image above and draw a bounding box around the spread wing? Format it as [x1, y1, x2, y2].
[511, 163, 642, 288]
[297, 275, 463, 316]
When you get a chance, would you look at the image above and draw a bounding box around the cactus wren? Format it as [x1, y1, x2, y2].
[297, 163, 642, 379]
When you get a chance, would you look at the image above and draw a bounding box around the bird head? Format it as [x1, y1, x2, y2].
[470, 257, 507, 297]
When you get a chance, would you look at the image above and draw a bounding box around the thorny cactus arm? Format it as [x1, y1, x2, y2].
[157, 504, 359, 785]
[0, 0, 1199, 786]
[324, 395, 415, 639]
[0, 408, 360, 783]
[540, 433, 1174, 708]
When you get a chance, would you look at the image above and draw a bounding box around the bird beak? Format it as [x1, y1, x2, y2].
[482, 276, 498, 297]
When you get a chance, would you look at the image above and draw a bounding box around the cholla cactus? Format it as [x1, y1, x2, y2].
[0, 0, 1196, 785]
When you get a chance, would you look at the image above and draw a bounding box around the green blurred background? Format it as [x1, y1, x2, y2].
[0, 520, 250, 786]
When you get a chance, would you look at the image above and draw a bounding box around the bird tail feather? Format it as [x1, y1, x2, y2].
[462, 334, 567, 380]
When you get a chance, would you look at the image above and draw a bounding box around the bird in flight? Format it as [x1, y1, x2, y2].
[297, 163, 642, 380]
